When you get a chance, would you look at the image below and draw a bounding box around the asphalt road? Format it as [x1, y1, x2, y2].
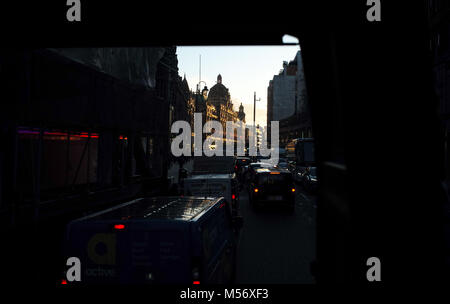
[235, 184, 317, 284]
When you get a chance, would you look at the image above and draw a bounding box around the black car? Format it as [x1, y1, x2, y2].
[300, 167, 318, 193]
[248, 167, 296, 214]
[244, 162, 275, 185]
[275, 161, 289, 170]
[292, 166, 310, 184]
[288, 161, 296, 172]
[234, 156, 251, 180]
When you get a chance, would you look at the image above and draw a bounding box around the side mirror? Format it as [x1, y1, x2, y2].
[232, 216, 244, 230]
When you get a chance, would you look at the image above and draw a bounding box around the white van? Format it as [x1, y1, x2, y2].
[183, 173, 239, 216]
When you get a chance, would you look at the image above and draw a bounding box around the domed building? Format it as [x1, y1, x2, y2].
[238, 102, 246, 123]
[189, 74, 246, 149]
[208, 74, 231, 106]
[207, 74, 245, 130]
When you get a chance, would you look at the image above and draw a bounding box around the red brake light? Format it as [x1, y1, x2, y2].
[232, 194, 236, 200]
[61, 279, 67, 285]
[193, 281, 200, 285]
[114, 224, 125, 230]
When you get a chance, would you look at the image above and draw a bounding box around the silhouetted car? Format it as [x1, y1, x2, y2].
[244, 162, 275, 185]
[234, 157, 251, 180]
[248, 167, 296, 214]
[288, 161, 296, 171]
[275, 161, 289, 170]
[300, 167, 318, 193]
[292, 166, 310, 184]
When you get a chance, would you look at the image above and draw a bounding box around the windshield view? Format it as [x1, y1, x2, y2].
[4, 1, 450, 292]
[1, 44, 318, 286]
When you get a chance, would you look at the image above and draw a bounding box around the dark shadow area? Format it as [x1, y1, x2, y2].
[0, 1, 449, 289]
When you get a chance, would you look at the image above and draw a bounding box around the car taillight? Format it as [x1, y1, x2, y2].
[114, 224, 125, 230]
[232, 194, 236, 200]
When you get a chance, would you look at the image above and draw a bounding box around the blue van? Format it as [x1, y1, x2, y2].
[63, 196, 242, 285]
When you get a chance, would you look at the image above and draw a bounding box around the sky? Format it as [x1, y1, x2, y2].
[176, 45, 300, 127]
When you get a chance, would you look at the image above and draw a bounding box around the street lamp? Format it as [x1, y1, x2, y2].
[197, 81, 207, 93]
[253, 91, 261, 153]
[197, 54, 207, 93]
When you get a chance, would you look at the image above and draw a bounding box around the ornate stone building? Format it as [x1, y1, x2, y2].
[185, 76, 196, 131]
[189, 74, 246, 151]
[193, 85, 218, 124]
[207, 74, 241, 130]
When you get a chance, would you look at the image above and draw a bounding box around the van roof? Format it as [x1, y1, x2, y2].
[74, 196, 223, 222]
[255, 167, 291, 174]
[187, 173, 234, 180]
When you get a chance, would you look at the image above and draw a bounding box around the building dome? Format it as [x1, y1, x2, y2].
[238, 103, 246, 122]
[208, 74, 230, 105]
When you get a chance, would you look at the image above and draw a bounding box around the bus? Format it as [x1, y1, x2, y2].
[286, 138, 315, 166]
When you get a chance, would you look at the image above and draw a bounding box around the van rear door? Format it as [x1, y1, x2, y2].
[65, 220, 191, 284]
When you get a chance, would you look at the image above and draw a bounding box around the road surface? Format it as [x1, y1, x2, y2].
[235, 184, 317, 284]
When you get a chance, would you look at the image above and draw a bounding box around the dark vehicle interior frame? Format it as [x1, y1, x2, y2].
[1, 1, 449, 285]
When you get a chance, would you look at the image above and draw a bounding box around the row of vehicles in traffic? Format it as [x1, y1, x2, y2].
[234, 153, 317, 214]
[234, 138, 318, 196]
[62, 139, 316, 285]
[63, 156, 241, 285]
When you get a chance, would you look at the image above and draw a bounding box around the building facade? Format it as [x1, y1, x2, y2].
[208, 74, 240, 130]
[267, 50, 312, 148]
[271, 61, 297, 121]
[189, 74, 246, 152]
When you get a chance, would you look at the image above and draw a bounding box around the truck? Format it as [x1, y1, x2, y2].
[286, 138, 316, 184]
[286, 138, 315, 166]
[63, 196, 243, 285]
